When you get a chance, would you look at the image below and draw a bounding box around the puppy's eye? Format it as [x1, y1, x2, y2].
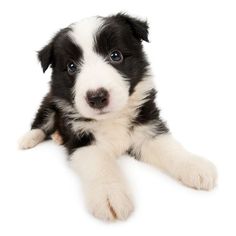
[67, 62, 77, 75]
[109, 50, 123, 63]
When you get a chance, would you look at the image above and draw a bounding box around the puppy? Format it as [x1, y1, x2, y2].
[19, 13, 217, 221]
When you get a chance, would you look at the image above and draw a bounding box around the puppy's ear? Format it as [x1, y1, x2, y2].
[38, 42, 53, 73]
[115, 13, 149, 42]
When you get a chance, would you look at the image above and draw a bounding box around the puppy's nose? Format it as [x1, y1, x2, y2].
[86, 88, 109, 109]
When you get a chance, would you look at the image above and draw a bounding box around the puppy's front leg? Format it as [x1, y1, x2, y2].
[19, 93, 55, 149]
[70, 146, 133, 221]
[140, 134, 217, 190]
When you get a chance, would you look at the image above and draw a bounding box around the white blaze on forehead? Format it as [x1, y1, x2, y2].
[69, 17, 103, 57]
[69, 17, 130, 119]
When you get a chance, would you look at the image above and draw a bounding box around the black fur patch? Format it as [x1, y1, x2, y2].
[38, 28, 83, 104]
[38, 28, 71, 72]
[65, 132, 95, 155]
[133, 89, 169, 134]
[58, 114, 95, 155]
[31, 93, 56, 136]
[95, 13, 150, 94]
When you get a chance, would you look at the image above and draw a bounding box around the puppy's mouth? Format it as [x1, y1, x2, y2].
[97, 110, 109, 115]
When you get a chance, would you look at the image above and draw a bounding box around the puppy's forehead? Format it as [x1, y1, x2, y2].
[69, 17, 104, 52]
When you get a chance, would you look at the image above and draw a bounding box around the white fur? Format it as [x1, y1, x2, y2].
[70, 146, 133, 221]
[139, 133, 217, 190]
[19, 129, 45, 149]
[69, 18, 130, 119]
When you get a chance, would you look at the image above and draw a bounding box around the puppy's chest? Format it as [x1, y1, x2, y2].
[80, 118, 131, 156]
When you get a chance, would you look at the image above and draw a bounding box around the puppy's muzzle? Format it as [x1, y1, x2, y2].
[86, 88, 109, 109]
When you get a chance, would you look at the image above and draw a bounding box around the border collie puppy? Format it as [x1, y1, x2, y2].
[19, 13, 217, 221]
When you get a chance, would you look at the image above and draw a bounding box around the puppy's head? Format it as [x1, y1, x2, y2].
[38, 13, 149, 119]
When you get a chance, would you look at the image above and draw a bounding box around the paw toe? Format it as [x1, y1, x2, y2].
[178, 158, 217, 190]
[87, 184, 134, 221]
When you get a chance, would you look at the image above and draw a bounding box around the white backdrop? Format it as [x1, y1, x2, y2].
[0, 0, 235, 235]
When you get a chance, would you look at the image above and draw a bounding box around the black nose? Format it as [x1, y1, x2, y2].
[86, 88, 109, 109]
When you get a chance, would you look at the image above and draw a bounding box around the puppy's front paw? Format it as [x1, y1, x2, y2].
[177, 156, 217, 190]
[86, 183, 134, 221]
[19, 129, 46, 149]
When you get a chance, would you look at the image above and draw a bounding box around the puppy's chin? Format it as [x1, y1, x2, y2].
[89, 112, 117, 120]
[78, 107, 122, 121]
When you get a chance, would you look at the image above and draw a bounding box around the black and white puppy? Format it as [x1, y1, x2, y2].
[20, 13, 217, 221]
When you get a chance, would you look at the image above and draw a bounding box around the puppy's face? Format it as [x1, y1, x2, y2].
[38, 14, 149, 119]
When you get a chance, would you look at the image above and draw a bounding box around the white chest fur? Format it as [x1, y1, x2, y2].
[96, 118, 131, 157]
[77, 116, 131, 157]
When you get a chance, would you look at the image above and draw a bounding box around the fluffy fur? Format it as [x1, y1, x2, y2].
[20, 13, 217, 221]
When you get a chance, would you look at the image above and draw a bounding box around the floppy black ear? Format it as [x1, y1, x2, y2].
[114, 13, 149, 42]
[38, 42, 53, 73]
